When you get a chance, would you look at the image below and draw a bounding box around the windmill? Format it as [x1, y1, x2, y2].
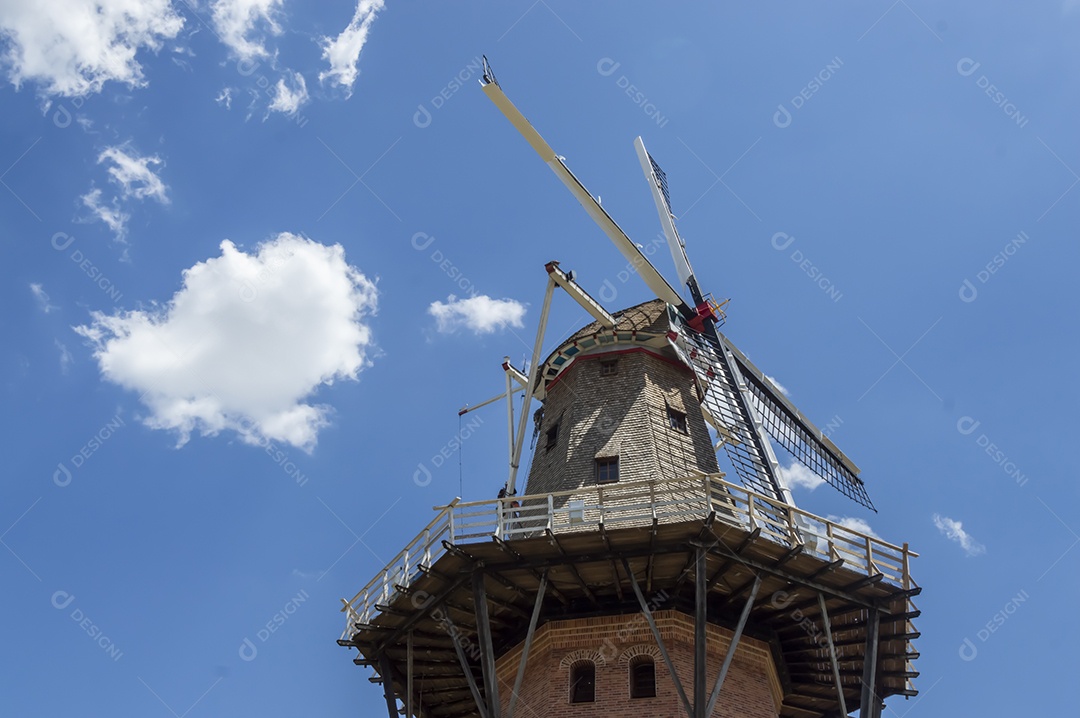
[476, 57, 873, 515]
[337, 57, 919, 718]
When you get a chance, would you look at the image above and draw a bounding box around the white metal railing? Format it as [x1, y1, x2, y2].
[339, 474, 918, 639]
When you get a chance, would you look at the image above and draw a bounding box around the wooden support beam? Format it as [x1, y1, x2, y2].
[599, 522, 624, 601]
[817, 593, 848, 717]
[646, 517, 658, 592]
[472, 570, 501, 718]
[622, 558, 694, 718]
[492, 536, 569, 604]
[860, 607, 881, 718]
[445, 611, 488, 718]
[507, 571, 547, 718]
[694, 546, 707, 718]
[705, 527, 761, 591]
[378, 652, 400, 718]
[545, 529, 600, 607]
[376, 571, 473, 654]
[704, 575, 761, 717]
[406, 631, 414, 718]
[805, 558, 844, 581]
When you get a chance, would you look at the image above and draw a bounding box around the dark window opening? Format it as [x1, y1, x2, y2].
[596, 456, 619, 484]
[666, 406, 688, 433]
[599, 359, 619, 376]
[630, 656, 656, 698]
[570, 661, 595, 703]
[546, 424, 559, 451]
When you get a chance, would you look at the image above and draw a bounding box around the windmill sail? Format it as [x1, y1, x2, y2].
[721, 335, 875, 510]
[668, 321, 787, 503]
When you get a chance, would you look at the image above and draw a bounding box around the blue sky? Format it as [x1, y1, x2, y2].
[2, 1, 1078, 716]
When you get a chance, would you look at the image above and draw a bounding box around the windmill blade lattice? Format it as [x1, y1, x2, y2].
[669, 324, 786, 504]
[724, 336, 876, 511]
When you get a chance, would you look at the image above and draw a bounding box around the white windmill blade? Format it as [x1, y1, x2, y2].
[719, 334, 875, 511]
[634, 137, 695, 292]
[479, 62, 692, 318]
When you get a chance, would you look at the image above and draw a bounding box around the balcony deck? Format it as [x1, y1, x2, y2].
[338, 474, 920, 718]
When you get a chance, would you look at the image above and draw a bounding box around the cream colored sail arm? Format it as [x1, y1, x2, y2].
[481, 79, 690, 316]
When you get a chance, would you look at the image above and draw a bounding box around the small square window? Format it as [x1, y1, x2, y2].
[667, 407, 688, 433]
[546, 425, 559, 450]
[596, 456, 619, 484]
[599, 359, 619, 376]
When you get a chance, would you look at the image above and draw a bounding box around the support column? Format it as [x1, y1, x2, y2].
[446, 613, 487, 718]
[860, 608, 881, 718]
[623, 558, 694, 718]
[704, 574, 761, 717]
[818, 593, 848, 716]
[378, 652, 399, 718]
[473, 569, 501, 718]
[694, 546, 707, 718]
[406, 631, 414, 718]
[507, 571, 547, 718]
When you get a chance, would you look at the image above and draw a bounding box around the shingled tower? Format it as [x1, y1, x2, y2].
[335, 59, 921, 718]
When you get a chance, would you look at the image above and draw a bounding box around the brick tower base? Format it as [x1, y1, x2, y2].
[495, 610, 783, 718]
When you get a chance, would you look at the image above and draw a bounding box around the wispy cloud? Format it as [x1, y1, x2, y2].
[765, 374, 789, 397]
[79, 145, 168, 242]
[429, 295, 526, 335]
[210, 0, 283, 61]
[56, 340, 73, 375]
[318, 0, 384, 97]
[267, 71, 309, 116]
[780, 459, 823, 491]
[933, 513, 986, 556]
[827, 514, 879, 539]
[29, 283, 56, 313]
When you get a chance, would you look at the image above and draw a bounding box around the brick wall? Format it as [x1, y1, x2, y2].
[523, 348, 719, 499]
[494, 610, 781, 718]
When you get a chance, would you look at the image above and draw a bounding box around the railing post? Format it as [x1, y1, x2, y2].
[865, 536, 876, 574]
[381, 570, 390, 603]
[902, 542, 911, 590]
[826, 522, 837, 561]
[547, 494, 554, 531]
[748, 497, 756, 532]
[496, 499, 504, 539]
[422, 529, 431, 567]
[448, 508, 456, 543]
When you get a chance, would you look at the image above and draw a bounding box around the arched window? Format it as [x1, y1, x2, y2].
[569, 660, 596, 703]
[629, 655, 656, 699]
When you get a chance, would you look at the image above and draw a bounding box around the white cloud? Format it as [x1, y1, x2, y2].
[0, 0, 183, 97]
[211, 0, 283, 61]
[780, 460, 824, 491]
[56, 340, 73, 374]
[81, 188, 130, 239]
[98, 146, 168, 203]
[80, 146, 167, 241]
[318, 0, 384, 96]
[29, 283, 56, 313]
[75, 233, 378, 451]
[267, 71, 308, 115]
[826, 515, 879, 539]
[933, 513, 986, 556]
[429, 295, 526, 335]
[765, 374, 789, 397]
[216, 87, 233, 109]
